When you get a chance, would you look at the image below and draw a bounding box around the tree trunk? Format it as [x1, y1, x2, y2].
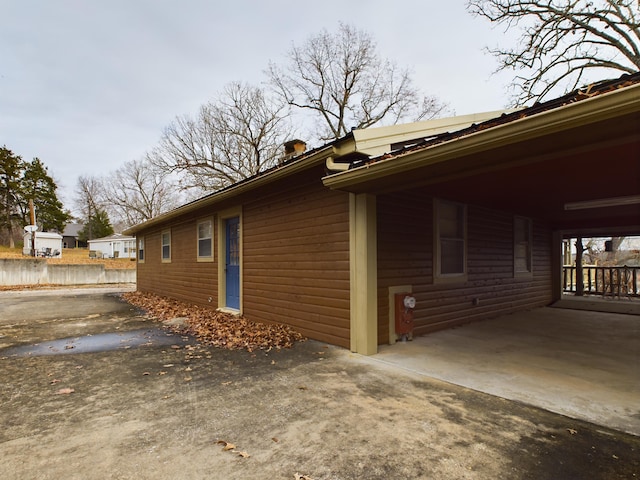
[575, 237, 584, 297]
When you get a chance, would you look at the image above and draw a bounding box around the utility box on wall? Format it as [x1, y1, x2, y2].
[394, 293, 416, 341]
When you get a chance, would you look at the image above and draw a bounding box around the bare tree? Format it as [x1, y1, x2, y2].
[267, 23, 448, 142]
[75, 175, 105, 240]
[467, 0, 640, 105]
[149, 82, 293, 192]
[102, 158, 181, 229]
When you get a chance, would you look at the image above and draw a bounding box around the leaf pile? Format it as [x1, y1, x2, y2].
[122, 291, 306, 352]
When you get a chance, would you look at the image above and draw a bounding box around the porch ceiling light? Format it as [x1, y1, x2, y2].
[564, 195, 640, 211]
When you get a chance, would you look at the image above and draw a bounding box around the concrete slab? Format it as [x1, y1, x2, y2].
[371, 307, 640, 436]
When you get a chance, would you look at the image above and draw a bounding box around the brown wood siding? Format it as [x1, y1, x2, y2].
[377, 191, 552, 345]
[135, 165, 351, 348]
[243, 167, 351, 348]
[136, 213, 218, 307]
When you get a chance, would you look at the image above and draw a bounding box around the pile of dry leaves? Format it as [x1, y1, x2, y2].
[121, 291, 305, 352]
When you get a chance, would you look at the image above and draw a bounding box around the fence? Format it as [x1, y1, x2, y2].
[563, 265, 640, 298]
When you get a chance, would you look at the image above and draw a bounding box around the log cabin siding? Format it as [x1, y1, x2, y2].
[242, 168, 351, 348]
[133, 165, 350, 347]
[136, 212, 218, 307]
[377, 191, 552, 344]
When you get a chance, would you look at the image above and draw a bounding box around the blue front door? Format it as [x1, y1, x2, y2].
[225, 217, 240, 310]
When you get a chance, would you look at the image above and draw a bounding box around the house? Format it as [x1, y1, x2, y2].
[87, 233, 136, 259]
[22, 231, 63, 257]
[125, 73, 640, 355]
[62, 223, 85, 248]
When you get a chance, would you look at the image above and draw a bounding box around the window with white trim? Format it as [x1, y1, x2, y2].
[197, 219, 213, 261]
[161, 230, 171, 262]
[514, 216, 532, 276]
[435, 199, 467, 280]
[137, 237, 144, 262]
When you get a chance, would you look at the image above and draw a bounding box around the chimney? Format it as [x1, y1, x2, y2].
[280, 139, 306, 164]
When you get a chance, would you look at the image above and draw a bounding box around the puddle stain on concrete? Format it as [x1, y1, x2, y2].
[0, 329, 191, 357]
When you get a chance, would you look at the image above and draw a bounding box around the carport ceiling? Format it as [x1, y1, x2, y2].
[416, 135, 639, 235]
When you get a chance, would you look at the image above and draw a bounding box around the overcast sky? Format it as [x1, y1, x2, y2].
[1, 0, 519, 209]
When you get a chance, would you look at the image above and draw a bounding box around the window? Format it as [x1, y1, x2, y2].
[514, 216, 532, 276]
[197, 219, 213, 261]
[435, 199, 467, 280]
[137, 237, 144, 262]
[161, 231, 171, 262]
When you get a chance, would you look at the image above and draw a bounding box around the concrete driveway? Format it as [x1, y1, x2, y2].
[1, 288, 639, 480]
[373, 301, 640, 436]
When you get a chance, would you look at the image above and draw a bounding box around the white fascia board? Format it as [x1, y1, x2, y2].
[351, 110, 517, 157]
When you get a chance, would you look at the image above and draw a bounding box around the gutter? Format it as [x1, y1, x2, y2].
[322, 82, 640, 191]
[124, 146, 337, 236]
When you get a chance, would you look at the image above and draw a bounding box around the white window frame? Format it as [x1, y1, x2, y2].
[197, 218, 214, 262]
[434, 198, 467, 283]
[514, 216, 533, 277]
[137, 237, 145, 263]
[161, 230, 171, 263]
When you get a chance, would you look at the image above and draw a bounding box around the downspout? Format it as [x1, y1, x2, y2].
[325, 156, 351, 172]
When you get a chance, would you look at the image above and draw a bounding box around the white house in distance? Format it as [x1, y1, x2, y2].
[88, 233, 136, 259]
[22, 231, 63, 257]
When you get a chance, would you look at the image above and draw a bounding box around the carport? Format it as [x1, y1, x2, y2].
[371, 301, 640, 436]
[323, 73, 640, 355]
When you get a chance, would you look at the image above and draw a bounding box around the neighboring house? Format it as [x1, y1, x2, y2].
[88, 234, 136, 259]
[62, 223, 85, 248]
[22, 231, 63, 257]
[125, 73, 640, 355]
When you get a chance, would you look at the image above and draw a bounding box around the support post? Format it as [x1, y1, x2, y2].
[350, 193, 378, 355]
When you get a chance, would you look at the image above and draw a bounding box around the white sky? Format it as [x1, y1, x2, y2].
[1, 0, 519, 208]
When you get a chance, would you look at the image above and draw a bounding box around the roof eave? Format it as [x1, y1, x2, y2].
[124, 145, 337, 235]
[322, 82, 640, 191]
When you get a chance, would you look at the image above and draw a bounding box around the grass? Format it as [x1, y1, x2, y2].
[0, 246, 136, 269]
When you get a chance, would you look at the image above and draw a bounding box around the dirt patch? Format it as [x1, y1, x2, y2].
[1, 291, 639, 479]
[0, 247, 136, 269]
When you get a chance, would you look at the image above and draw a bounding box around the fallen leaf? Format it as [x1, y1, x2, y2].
[50, 379, 60, 384]
[272, 437, 279, 443]
[184, 376, 192, 382]
[298, 386, 308, 391]
[221, 381, 232, 386]
[120, 292, 306, 352]
[55, 388, 75, 395]
[567, 428, 578, 435]
[294, 474, 314, 480]
[237, 451, 250, 458]
[216, 441, 236, 451]
[159, 371, 167, 375]
[142, 372, 150, 376]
